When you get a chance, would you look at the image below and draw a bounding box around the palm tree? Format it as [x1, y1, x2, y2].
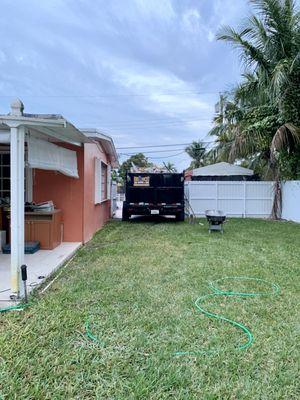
[163, 162, 177, 173]
[209, 0, 300, 217]
[185, 140, 208, 169]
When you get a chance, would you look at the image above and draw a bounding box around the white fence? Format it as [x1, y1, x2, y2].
[282, 181, 300, 223]
[111, 182, 117, 216]
[117, 193, 125, 202]
[185, 181, 274, 218]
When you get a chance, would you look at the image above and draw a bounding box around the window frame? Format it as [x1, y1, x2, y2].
[94, 158, 111, 204]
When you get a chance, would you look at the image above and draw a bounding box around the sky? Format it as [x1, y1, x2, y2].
[0, 0, 252, 170]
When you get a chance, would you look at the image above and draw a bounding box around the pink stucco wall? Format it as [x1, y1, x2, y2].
[83, 143, 111, 243]
[33, 142, 111, 243]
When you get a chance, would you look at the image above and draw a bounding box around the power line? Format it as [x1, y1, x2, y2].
[100, 117, 212, 128]
[119, 148, 187, 155]
[116, 143, 191, 149]
[116, 141, 214, 150]
[101, 116, 212, 125]
[0, 91, 220, 99]
[147, 151, 186, 159]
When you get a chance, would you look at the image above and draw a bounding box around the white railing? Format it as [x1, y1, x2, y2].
[185, 181, 275, 218]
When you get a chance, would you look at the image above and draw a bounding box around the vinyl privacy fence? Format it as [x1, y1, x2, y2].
[185, 181, 275, 218]
[111, 181, 118, 216]
[282, 180, 300, 223]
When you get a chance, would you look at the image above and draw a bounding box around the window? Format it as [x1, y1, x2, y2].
[0, 153, 10, 198]
[0, 152, 32, 201]
[95, 158, 111, 204]
[101, 162, 107, 201]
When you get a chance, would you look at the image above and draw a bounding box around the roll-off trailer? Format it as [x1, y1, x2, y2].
[122, 172, 185, 221]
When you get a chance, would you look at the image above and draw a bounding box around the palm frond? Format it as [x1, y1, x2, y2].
[270, 58, 291, 96]
[244, 15, 269, 50]
[217, 25, 270, 71]
[271, 123, 300, 155]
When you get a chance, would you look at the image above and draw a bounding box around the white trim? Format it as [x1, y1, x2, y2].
[10, 125, 25, 296]
[107, 164, 111, 200]
[94, 158, 110, 204]
[94, 158, 102, 204]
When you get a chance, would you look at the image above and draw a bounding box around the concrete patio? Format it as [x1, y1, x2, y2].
[0, 242, 81, 308]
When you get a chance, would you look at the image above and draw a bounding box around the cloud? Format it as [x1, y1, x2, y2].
[101, 55, 213, 131]
[133, 0, 176, 20]
[0, 0, 251, 169]
[182, 8, 202, 33]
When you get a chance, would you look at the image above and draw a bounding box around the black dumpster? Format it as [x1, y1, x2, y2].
[123, 173, 185, 221]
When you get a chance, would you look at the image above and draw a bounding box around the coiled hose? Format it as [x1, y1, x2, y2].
[174, 276, 280, 356]
[85, 276, 280, 356]
[1, 276, 280, 357]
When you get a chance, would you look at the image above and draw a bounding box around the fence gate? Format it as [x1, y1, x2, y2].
[185, 181, 274, 218]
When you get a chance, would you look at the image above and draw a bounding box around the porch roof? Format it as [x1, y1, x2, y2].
[0, 99, 91, 146]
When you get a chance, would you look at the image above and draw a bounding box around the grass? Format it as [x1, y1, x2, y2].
[0, 218, 299, 399]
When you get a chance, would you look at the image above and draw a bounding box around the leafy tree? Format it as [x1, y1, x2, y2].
[185, 140, 208, 169]
[163, 162, 177, 172]
[208, 0, 300, 217]
[119, 153, 152, 181]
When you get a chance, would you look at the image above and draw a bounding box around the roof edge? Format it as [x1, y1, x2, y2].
[80, 128, 119, 168]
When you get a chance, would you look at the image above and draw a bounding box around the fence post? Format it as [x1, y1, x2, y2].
[216, 182, 219, 210]
[243, 181, 247, 218]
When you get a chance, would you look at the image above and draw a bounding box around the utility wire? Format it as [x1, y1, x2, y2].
[0, 91, 220, 98]
[116, 141, 214, 150]
[101, 116, 212, 124]
[118, 148, 187, 155]
[117, 143, 192, 149]
[147, 151, 186, 159]
[100, 118, 212, 128]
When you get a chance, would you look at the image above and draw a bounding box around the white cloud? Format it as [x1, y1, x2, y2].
[133, 0, 176, 20]
[0, 50, 7, 64]
[182, 8, 201, 33]
[207, 30, 215, 42]
[101, 55, 213, 136]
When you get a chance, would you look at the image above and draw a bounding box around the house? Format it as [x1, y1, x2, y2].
[0, 99, 118, 302]
[185, 162, 258, 181]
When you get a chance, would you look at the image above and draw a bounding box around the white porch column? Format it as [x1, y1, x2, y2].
[10, 125, 25, 297]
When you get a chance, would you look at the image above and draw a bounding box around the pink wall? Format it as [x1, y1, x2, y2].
[33, 141, 111, 243]
[83, 142, 111, 243]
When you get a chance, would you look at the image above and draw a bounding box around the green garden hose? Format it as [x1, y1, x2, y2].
[1, 275, 279, 357]
[84, 276, 280, 355]
[85, 318, 105, 346]
[174, 277, 280, 356]
[0, 303, 29, 313]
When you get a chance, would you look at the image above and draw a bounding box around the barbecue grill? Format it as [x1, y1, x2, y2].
[205, 210, 226, 233]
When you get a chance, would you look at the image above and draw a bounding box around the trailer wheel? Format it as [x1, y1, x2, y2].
[122, 209, 130, 221]
[176, 211, 185, 222]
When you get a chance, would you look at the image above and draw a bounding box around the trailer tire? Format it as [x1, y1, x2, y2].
[122, 209, 130, 221]
[176, 211, 185, 222]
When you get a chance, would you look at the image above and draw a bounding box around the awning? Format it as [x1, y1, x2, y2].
[28, 136, 79, 178]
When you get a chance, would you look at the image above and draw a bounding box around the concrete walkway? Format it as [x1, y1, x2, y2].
[0, 242, 81, 307]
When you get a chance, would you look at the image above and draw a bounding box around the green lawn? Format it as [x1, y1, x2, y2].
[0, 219, 299, 399]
